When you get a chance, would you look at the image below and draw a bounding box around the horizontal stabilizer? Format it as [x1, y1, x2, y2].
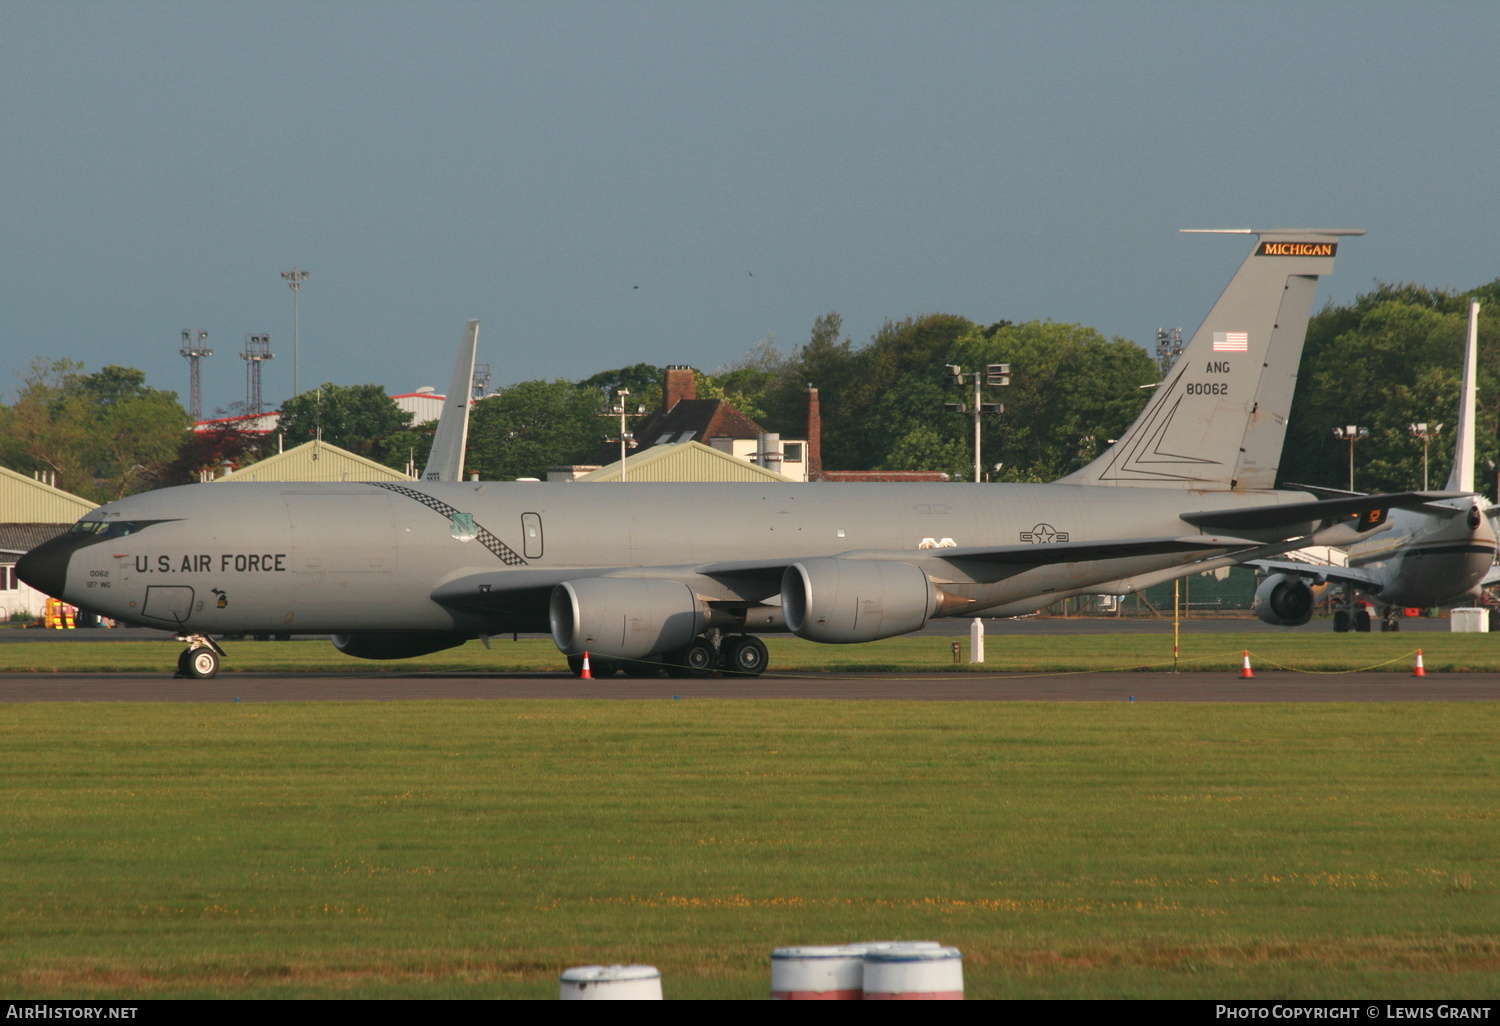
[1181, 492, 1467, 533]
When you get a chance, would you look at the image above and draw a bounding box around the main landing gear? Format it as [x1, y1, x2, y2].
[175, 634, 226, 679]
[1331, 586, 1372, 633]
[569, 632, 769, 680]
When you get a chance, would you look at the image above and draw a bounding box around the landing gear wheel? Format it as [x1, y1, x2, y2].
[176, 649, 192, 676]
[1333, 610, 1350, 633]
[721, 636, 768, 677]
[667, 638, 718, 678]
[1355, 609, 1372, 633]
[184, 648, 219, 679]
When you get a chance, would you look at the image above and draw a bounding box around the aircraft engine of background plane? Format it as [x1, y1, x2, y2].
[1252, 573, 1316, 627]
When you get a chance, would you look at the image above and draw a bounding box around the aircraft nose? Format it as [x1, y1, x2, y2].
[16, 533, 76, 599]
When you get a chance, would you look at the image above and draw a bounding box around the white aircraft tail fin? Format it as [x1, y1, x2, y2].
[1444, 301, 1479, 493]
[421, 320, 479, 483]
[1060, 228, 1363, 491]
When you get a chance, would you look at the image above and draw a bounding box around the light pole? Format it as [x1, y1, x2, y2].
[1408, 422, 1443, 491]
[179, 329, 211, 421]
[943, 363, 1011, 481]
[597, 387, 646, 481]
[281, 268, 308, 397]
[1332, 425, 1368, 491]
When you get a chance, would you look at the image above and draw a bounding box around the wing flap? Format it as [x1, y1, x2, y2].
[1182, 491, 1466, 533]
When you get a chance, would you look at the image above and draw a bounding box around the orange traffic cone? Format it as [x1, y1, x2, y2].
[580, 651, 593, 680]
[1413, 649, 1426, 678]
[1239, 650, 1254, 679]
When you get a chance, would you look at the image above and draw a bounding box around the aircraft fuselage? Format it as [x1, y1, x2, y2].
[24, 479, 1322, 636]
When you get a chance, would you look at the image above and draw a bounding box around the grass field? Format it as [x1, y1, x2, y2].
[1, 700, 1497, 999]
[3, 629, 1500, 675]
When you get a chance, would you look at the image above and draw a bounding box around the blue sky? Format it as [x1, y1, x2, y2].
[3, 1, 1496, 417]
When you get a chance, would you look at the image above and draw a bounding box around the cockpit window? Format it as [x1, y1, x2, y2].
[70, 520, 139, 539]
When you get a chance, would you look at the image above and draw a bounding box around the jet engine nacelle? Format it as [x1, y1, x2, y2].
[782, 558, 937, 644]
[332, 631, 470, 660]
[1253, 573, 1315, 627]
[550, 577, 705, 659]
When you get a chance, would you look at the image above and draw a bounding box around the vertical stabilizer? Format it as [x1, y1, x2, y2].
[1444, 301, 1479, 493]
[421, 320, 480, 483]
[1060, 229, 1363, 490]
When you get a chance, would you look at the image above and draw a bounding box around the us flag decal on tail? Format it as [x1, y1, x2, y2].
[1213, 331, 1249, 352]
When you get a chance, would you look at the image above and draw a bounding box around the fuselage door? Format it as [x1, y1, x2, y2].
[522, 513, 543, 560]
[142, 585, 196, 627]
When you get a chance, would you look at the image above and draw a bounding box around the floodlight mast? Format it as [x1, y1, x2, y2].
[179, 329, 211, 421]
[242, 333, 273, 414]
[281, 268, 309, 397]
[943, 363, 1011, 481]
[596, 387, 646, 481]
[1408, 422, 1443, 491]
[1332, 425, 1369, 491]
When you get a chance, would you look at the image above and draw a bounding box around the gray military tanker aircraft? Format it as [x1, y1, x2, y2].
[19, 228, 1454, 679]
[1249, 300, 1496, 632]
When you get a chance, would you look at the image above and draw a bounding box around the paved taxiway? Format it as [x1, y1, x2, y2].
[0, 670, 1495, 702]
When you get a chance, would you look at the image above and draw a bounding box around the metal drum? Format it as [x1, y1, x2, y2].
[559, 964, 663, 1000]
[862, 946, 963, 1000]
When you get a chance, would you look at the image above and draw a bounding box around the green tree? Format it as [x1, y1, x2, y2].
[1281, 283, 1500, 494]
[466, 379, 606, 480]
[578, 363, 665, 413]
[377, 420, 438, 477]
[276, 384, 413, 465]
[0, 360, 189, 500]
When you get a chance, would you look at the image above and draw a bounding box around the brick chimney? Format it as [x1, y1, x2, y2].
[806, 386, 822, 481]
[664, 365, 696, 411]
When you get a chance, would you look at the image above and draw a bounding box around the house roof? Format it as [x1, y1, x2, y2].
[214, 440, 413, 483]
[0, 465, 97, 523]
[577, 441, 794, 483]
[0, 523, 71, 557]
[588, 398, 767, 464]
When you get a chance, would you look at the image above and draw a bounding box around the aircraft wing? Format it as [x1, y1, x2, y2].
[429, 566, 633, 619]
[1244, 558, 1386, 593]
[693, 535, 1266, 578]
[1180, 491, 1467, 533]
[433, 536, 1268, 609]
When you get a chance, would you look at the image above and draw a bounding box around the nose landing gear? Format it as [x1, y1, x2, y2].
[175, 635, 225, 679]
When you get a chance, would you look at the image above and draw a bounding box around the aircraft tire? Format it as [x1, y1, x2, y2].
[722, 636, 768, 677]
[185, 648, 219, 680]
[667, 638, 718, 678]
[1355, 610, 1372, 633]
[175, 649, 192, 677]
[1333, 611, 1350, 633]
